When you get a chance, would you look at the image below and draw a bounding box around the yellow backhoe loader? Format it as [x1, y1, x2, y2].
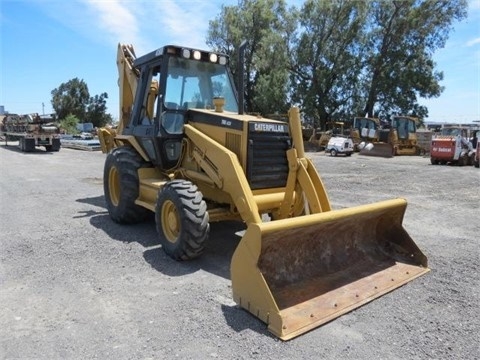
[99, 43, 429, 340]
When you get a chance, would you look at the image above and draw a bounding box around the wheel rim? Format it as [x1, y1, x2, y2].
[161, 200, 180, 243]
[108, 166, 121, 206]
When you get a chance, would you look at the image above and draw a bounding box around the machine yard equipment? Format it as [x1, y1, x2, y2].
[352, 116, 393, 157]
[430, 126, 476, 166]
[1, 113, 61, 152]
[357, 116, 423, 158]
[474, 130, 479, 168]
[325, 136, 354, 156]
[390, 116, 423, 156]
[307, 121, 347, 151]
[474, 145, 479, 168]
[98, 43, 429, 340]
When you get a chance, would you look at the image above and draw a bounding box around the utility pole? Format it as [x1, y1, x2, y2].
[42, 102, 45, 115]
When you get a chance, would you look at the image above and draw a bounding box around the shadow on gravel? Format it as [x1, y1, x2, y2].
[76, 195, 244, 281]
[221, 304, 273, 338]
[142, 220, 244, 280]
[76, 194, 107, 209]
[0, 143, 55, 154]
[77, 194, 269, 337]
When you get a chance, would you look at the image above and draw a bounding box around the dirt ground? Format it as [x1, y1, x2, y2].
[0, 143, 478, 359]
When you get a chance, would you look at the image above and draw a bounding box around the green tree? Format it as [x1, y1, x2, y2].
[361, 0, 467, 119]
[51, 78, 90, 120]
[207, 0, 296, 115]
[59, 114, 80, 135]
[51, 78, 113, 126]
[208, 0, 467, 125]
[290, 0, 368, 129]
[85, 92, 110, 127]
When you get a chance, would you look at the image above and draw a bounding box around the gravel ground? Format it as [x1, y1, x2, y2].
[0, 143, 479, 359]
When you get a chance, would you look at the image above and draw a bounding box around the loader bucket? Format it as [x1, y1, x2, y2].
[231, 198, 429, 340]
[359, 142, 394, 158]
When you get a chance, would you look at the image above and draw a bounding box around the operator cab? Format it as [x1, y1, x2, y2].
[353, 117, 378, 139]
[392, 116, 416, 140]
[124, 45, 238, 169]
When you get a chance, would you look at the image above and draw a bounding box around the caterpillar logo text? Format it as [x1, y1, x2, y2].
[252, 122, 288, 133]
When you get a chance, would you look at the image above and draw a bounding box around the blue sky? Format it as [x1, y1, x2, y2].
[1, 0, 479, 124]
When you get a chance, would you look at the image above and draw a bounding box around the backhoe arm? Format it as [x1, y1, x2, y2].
[116, 44, 139, 134]
[99, 44, 140, 154]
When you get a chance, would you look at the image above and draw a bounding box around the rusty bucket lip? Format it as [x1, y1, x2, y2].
[271, 264, 430, 341]
[231, 197, 429, 341]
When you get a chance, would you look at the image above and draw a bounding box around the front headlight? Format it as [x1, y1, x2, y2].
[193, 50, 201, 60]
[181, 49, 191, 59]
[209, 53, 218, 63]
[218, 56, 227, 65]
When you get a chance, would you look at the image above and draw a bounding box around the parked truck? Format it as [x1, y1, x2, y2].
[1, 113, 61, 152]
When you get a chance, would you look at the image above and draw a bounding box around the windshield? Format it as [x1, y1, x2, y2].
[165, 57, 238, 112]
[392, 117, 416, 140]
[393, 117, 416, 132]
[355, 118, 378, 130]
[441, 128, 462, 136]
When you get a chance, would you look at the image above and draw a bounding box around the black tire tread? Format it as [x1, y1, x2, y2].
[104, 147, 151, 224]
[156, 180, 209, 261]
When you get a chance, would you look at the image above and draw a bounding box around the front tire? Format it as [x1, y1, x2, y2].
[156, 180, 209, 261]
[104, 147, 151, 224]
[458, 155, 468, 166]
[330, 149, 337, 157]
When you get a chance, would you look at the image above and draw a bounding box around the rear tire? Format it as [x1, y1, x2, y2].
[155, 180, 209, 260]
[458, 155, 467, 166]
[50, 138, 61, 152]
[104, 147, 151, 224]
[24, 138, 35, 152]
[330, 149, 337, 157]
[467, 154, 474, 166]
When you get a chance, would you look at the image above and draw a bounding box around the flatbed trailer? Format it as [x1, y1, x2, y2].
[1, 113, 61, 152]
